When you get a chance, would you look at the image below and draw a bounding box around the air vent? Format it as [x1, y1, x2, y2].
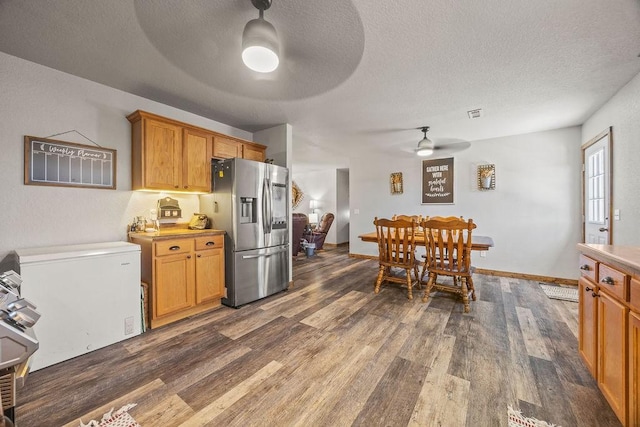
[467, 109, 483, 119]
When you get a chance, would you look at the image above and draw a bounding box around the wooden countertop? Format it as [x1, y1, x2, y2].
[577, 243, 640, 277]
[128, 228, 225, 241]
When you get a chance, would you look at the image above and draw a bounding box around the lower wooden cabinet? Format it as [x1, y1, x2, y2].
[155, 251, 195, 317]
[597, 290, 628, 422]
[194, 236, 225, 304]
[579, 277, 598, 377]
[130, 232, 225, 329]
[629, 311, 640, 426]
[577, 245, 640, 426]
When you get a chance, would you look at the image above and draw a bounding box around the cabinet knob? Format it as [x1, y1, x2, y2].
[585, 286, 593, 292]
[186, 255, 192, 259]
[169, 246, 180, 251]
[184, 186, 188, 189]
[205, 241, 215, 246]
[601, 276, 614, 285]
[197, 254, 201, 258]
[579, 264, 590, 271]
[592, 292, 600, 298]
[174, 185, 179, 189]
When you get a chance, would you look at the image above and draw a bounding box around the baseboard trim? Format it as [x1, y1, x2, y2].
[347, 253, 578, 286]
[324, 242, 349, 248]
[349, 253, 377, 260]
[472, 268, 578, 286]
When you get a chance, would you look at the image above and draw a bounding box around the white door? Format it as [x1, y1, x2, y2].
[582, 128, 612, 244]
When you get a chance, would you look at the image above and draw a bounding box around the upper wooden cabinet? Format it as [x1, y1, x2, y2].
[182, 127, 212, 192]
[213, 135, 242, 159]
[212, 135, 266, 162]
[128, 110, 266, 192]
[242, 142, 266, 161]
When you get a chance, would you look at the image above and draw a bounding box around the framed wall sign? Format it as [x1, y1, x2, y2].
[422, 157, 454, 204]
[24, 136, 117, 189]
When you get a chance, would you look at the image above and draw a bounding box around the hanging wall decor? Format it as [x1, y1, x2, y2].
[477, 164, 495, 190]
[24, 136, 116, 189]
[390, 172, 403, 194]
[422, 157, 454, 204]
[292, 181, 304, 208]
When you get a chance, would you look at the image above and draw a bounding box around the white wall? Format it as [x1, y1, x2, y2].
[0, 52, 253, 259]
[350, 127, 583, 280]
[336, 169, 350, 244]
[582, 71, 640, 245]
[254, 124, 291, 170]
[291, 169, 338, 245]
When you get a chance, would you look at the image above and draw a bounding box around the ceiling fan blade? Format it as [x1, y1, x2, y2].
[424, 141, 471, 158]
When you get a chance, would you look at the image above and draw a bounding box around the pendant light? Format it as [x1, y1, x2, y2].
[416, 126, 434, 156]
[242, 0, 280, 73]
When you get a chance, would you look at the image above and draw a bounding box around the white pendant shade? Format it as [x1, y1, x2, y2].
[416, 136, 434, 156]
[242, 17, 280, 73]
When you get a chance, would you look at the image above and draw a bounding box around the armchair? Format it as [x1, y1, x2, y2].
[305, 213, 334, 250]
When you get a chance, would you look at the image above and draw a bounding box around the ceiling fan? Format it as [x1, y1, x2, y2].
[415, 126, 470, 157]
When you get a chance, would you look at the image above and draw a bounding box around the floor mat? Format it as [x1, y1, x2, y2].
[539, 283, 578, 303]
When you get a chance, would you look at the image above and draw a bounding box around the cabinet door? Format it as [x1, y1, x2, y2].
[154, 253, 195, 317]
[579, 277, 598, 377]
[630, 311, 640, 425]
[213, 136, 242, 159]
[183, 128, 212, 192]
[242, 144, 265, 162]
[195, 248, 225, 304]
[144, 118, 182, 190]
[598, 290, 628, 424]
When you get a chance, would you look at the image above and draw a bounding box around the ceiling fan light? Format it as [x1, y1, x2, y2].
[242, 17, 280, 73]
[416, 137, 434, 156]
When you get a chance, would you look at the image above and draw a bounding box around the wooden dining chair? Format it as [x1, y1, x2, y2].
[373, 217, 421, 300]
[420, 216, 477, 312]
[392, 214, 423, 223]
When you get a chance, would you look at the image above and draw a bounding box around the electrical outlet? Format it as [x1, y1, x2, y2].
[124, 316, 134, 335]
[480, 251, 486, 258]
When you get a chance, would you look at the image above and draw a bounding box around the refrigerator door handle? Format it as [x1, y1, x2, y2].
[267, 178, 273, 232]
[261, 177, 270, 233]
[242, 248, 288, 260]
[262, 177, 273, 234]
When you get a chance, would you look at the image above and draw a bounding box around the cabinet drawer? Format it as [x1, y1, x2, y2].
[579, 254, 597, 282]
[598, 263, 628, 302]
[195, 235, 224, 251]
[155, 239, 194, 256]
[630, 278, 640, 312]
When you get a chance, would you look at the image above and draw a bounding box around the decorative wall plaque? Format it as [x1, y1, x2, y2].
[390, 172, 403, 194]
[422, 157, 454, 204]
[24, 136, 116, 189]
[477, 164, 495, 190]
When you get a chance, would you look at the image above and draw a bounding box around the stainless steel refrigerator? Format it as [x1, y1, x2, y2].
[201, 158, 289, 308]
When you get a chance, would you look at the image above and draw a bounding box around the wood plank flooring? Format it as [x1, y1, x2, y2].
[16, 246, 621, 426]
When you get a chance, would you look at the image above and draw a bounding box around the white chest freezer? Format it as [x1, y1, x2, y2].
[15, 241, 142, 371]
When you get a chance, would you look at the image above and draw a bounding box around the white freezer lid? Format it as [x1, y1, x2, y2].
[15, 241, 140, 264]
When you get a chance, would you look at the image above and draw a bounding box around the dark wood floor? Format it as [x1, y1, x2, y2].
[16, 246, 621, 426]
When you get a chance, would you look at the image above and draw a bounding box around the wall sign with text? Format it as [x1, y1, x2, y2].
[422, 157, 454, 204]
[24, 136, 117, 189]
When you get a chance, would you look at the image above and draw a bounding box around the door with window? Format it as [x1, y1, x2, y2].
[582, 128, 612, 244]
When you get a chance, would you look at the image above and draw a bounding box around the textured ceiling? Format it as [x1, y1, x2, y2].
[1, 0, 639, 170]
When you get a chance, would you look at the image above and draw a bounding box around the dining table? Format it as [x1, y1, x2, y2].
[358, 231, 494, 251]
